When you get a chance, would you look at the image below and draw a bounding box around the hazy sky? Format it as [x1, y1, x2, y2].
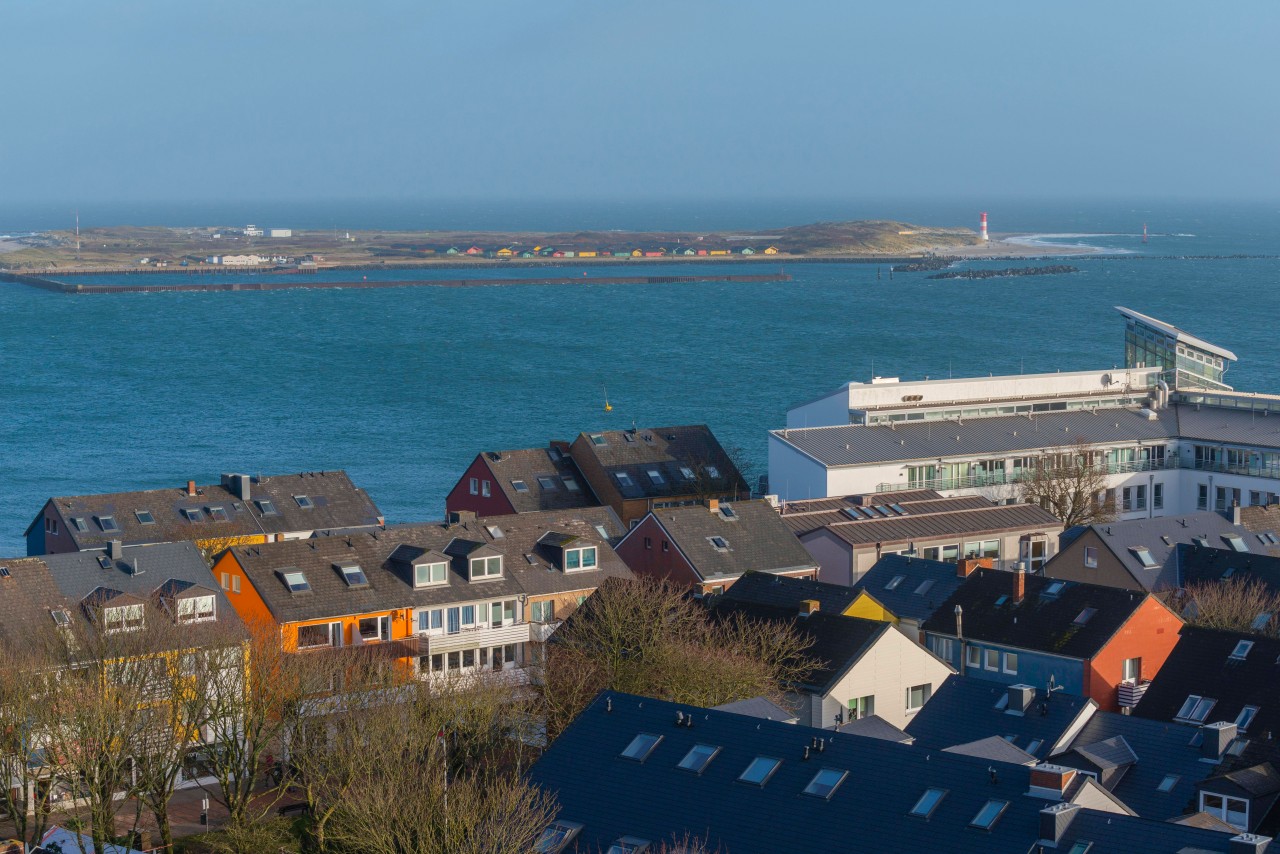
[3, 1, 1276, 205]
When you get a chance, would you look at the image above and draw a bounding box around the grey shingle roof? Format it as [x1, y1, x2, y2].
[943, 735, 1038, 765]
[711, 696, 798, 724]
[474, 446, 600, 513]
[634, 500, 818, 581]
[836, 714, 913, 743]
[0, 557, 78, 649]
[722, 572, 857, 614]
[851, 555, 969, 623]
[571, 425, 749, 500]
[778, 493, 993, 535]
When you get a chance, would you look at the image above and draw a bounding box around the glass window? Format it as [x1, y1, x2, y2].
[971, 799, 1009, 830]
[511, 480, 529, 493]
[1237, 705, 1260, 731]
[907, 683, 931, 711]
[984, 648, 999, 671]
[677, 744, 720, 774]
[135, 510, 155, 525]
[447, 607, 460, 634]
[910, 788, 947, 818]
[885, 575, 905, 590]
[737, 757, 781, 786]
[1084, 546, 1098, 568]
[1003, 652, 1018, 674]
[802, 768, 848, 799]
[461, 605, 475, 626]
[297, 623, 331, 648]
[416, 562, 447, 586]
[1176, 695, 1217, 723]
[620, 733, 662, 762]
[966, 645, 981, 668]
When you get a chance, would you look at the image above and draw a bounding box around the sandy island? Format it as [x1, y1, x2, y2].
[926, 234, 1104, 258]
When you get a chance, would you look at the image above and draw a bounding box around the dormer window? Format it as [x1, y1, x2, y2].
[1200, 791, 1249, 831]
[294, 495, 314, 509]
[336, 562, 369, 588]
[135, 510, 156, 525]
[564, 547, 597, 571]
[255, 499, 279, 516]
[104, 603, 145, 633]
[176, 595, 216, 623]
[97, 516, 120, 533]
[646, 470, 665, 485]
[469, 555, 502, 580]
[183, 508, 203, 522]
[414, 562, 448, 587]
[207, 506, 229, 522]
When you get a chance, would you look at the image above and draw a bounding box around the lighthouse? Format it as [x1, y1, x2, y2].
[979, 212, 989, 242]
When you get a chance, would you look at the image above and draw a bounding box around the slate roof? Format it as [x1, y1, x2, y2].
[526, 691, 1246, 854]
[903, 675, 1095, 761]
[851, 555, 970, 624]
[32, 471, 383, 551]
[711, 696, 798, 724]
[230, 507, 630, 624]
[943, 735, 1038, 765]
[472, 445, 600, 513]
[922, 569, 1152, 659]
[836, 714, 913, 743]
[705, 599, 890, 694]
[0, 557, 78, 650]
[571, 425, 749, 500]
[810, 503, 1064, 549]
[629, 500, 817, 581]
[1132, 625, 1280, 740]
[1178, 543, 1280, 594]
[722, 571, 858, 614]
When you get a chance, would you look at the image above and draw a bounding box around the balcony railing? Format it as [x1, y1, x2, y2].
[418, 621, 531, 655]
[529, 620, 562, 643]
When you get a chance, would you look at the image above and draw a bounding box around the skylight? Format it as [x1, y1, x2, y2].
[706, 466, 721, 479]
[1067, 843, 1093, 854]
[537, 476, 557, 490]
[995, 595, 1009, 607]
[719, 504, 738, 520]
[676, 744, 720, 774]
[1161, 535, 1172, 546]
[183, 508, 203, 522]
[1231, 640, 1255, 660]
[562, 477, 581, 492]
[994, 694, 1009, 710]
[647, 469, 665, 485]
[282, 570, 311, 593]
[890, 503, 909, 515]
[1236, 705, 1260, 731]
[1131, 547, 1157, 568]
[1026, 739, 1044, 754]
[909, 788, 947, 818]
[594, 525, 610, 539]
[51, 609, 71, 627]
[1194, 537, 1211, 548]
[135, 510, 155, 525]
[589, 433, 607, 446]
[885, 575, 905, 591]
[738, 756, 782, 786]
[1267, 533, 1280, 545]
[1045, 581, 1065, 596]
[512, 480, 529, 493]
[97, 555, 112, 569]
[294, 495, 314, 509]
[256, 499, 279, 516]
[1225, 535, 1249, 553]
[70, 517, 88, 532]
[0, 566, 8, 578]
[620, 733, 662, 762]
[679, 466, 696, 480]
[337, 563, 368, 588]
[1073, 608, 1098, 626]
[615, 472, 635, 488]
[97, 516, 120, 533]
[605, 838, 650, 854]
[1175, 694, 1216, 723]
[533, 821, 584, 854]
[207, 506, 229, 522]
[1223, 567, 1238, 579]
[708, 536, 729, 551]
[970, 799, 1009, 830]
[486, 525, 505, 539]
[802, 768, 848, 799]
[1157, 774, 1179, 792]
[1253, 613, 1272, 631]
[914, 579, 934, 596]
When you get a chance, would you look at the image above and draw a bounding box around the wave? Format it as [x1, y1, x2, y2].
[1002, 234, 1134, 255]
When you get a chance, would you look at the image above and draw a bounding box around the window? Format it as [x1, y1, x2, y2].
[849, 695, 875, 719]
[970, 799, 1009, 830]
[679, 466, 696, 480]
[1131, 547, 1157, 568]
[51, 609, 72, 628]
[1084, 546, 1098, 568]
[176, 595, 216, 623]
[589, 433, 607, 446]
[708, 536, 729, 551]
[906, 683, 931, 712]
[470, 555, 503, 580]
[646, 469, 665, 485]
[297, 623, 333, 648]
[1231, 640, 1254, 660]
[966, 645, 981, 669]
[461, 605, 476, 626]
[534, 821, 584, 853]
[1074, 608, 1098, 626]
[282, 570, 310, 593]
[232, 575, 240, 593]
[97, 515, 120, 532]
[1122, 657, 1141, 682]
[984, 649, 999, 671]
[45, 517, 58, 535]
[220, 572, 230, 590]
[565, 547, 597, 571]
[1002, 652, 1018, 674]
[415, 562, 448, 587]
[70, 517, 88, 533]
[1225, 535, 1249, 553]
[1045, 581, 1066, 596]
[1157, 774, 1179, 793]
[706, 466, 721, 479]
[910, 788, 947, 818]
[738, 756, 782, 786]
[885, 575, 906, 590]
[1067, 843, 1093, 854]
[677, 744, 721, 774]
[104, 603, 144, 633]
[929, 636, 954, 660]
[1026, 738, 1043, 754]
[914, 579, 935, 596]
[620, 733, 662, 762]
[644, 536, 652, 550]
[662, 540, 669, 552]
[135, 510, 155, 525]
[294, 495, 313, 508]
[615, 472, 634, 488]
[1198, 483, 1209, 510]
[469, 477, 479, 495]
[1175, 694, 1217, 723]
[531, 600, 555, 623]
[207, 506, 229, 522]
[595, 524, 610, 539]
[337, 562, 368, 588]
[357, 616, 390, 642]
[255, 499, 279, 516]
[802, 768, 848, 799]
[481, 480, 491, 498]
[511, 480, 529, 493]
[605, 838, 650, 854]
[1237, 705, 1260, 731]
[1200, 792, 1249, 830]
[562, 476, 581, 492]
[1154, 483, 1164, 510]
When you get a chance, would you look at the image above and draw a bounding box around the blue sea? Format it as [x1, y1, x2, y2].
[2, 199, 1278, 555]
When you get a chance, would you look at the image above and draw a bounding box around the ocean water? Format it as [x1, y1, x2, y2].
[1, 200, 1278, 555]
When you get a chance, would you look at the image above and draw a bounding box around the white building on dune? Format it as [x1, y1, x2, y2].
[768, 307, 1280, 522]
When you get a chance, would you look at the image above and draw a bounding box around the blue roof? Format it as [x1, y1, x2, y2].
[852, 554, 967, 623]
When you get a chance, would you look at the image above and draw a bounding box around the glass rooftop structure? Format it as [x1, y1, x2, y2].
[1118, 305, 1236, 391]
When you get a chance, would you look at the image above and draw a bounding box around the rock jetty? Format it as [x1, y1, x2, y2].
[926, 264, 1078, 280]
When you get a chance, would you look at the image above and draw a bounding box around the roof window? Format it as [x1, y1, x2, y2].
[909, 787, 947, 818]
[890, 503, 909, 515]
[615, 472, 634, 488]
[337, 562, 368, 588]
[708, 536, 729, 552]
[207, 506, 229, 522]
[1194, 536, 1211, 548]
[183, 508, 203, 522]
[1073, 608, 1097, 626]
[647, 470, 665, 485]
[620, 733, 662, 762]
[605, 838, 649, 854]
[914, 579, 934, 596]
[1026, 738, 1044, 754]
[51, 609, 71, 627]
[533, 820, 584, 853]
[1045, 581, 1065, 596]
[676, 744, 721, 774]
[885, 575, 905, 591]
[511, 480, 529, 493]
[70, 517, 88, 532]
[1067, 844, 1093, 854]
[706, 466, 721, 479]
[255, 499, 279, 516]
[1175, 694, 1217, 723]
[1231, 640, 1254, 660]
[537, 476, 557, 490]
[486, 525, 505, 539]
[1223, 567, 1238, 579]
[802, 768, 848, 799]
[294, 495, 314, 509]
[0, 566, 8, 579]
[1266, 533, 1279, 545]
[970, 799, 1009, 830]
[589, 433, 607, 447]
[562, 476, 581, 492]
[594, 524, 610, 539]
[97, 555, 112, 569]
[1157, 774, 1179, 792]
[1131, 547, 1157, 568]
[97, 515, 120, 533]
[719, 504, 738, 521]
[679, 466, 696, 480]
[135, 510, 156, 525]
[281, 570, 311, 594]
[994, 694, 1009, 710]
[623, 432, 636, 444]
[1225, 535, 1249, 552]
[995, 595, 1010, 607]
[1253, 613, 1272, 631]
[737, 756, 782, 786]
[1236, 705, 1260, 731]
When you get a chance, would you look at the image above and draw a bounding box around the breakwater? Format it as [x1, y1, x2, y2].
[926, 265, 1078, 280]
[0, 271, 792, 294]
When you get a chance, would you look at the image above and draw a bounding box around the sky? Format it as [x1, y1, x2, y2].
[2, 1, 1277, 208]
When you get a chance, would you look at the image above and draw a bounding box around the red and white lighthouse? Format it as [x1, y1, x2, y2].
[979, 212, 989, 242]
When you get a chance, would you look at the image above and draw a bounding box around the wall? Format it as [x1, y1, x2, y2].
[786, 386, 854, 429]
[799, 530, 854, 586]
[927, 632, 1087, 696]
[1046, 530, 1144, 591]
[569, 436, 626, 522]
[846, 591, 895, 624]
[766, 435, 831, 502]
[1086, 596, 1182, 712]
[816, 625, 954, 730]
[614, 516, 701, 586]
[211, 551, 277, 631]
[444, 456, 517, 518]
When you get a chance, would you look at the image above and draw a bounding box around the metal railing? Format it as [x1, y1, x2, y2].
[875, 454, 1231, 493]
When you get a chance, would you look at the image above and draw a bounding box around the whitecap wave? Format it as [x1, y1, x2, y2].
[1002, 234, 1133, 255]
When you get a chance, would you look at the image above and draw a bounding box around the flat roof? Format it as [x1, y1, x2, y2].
[1116, 306, 1237, 362]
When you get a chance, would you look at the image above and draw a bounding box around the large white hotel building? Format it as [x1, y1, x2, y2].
[768, 307, 1280, 520]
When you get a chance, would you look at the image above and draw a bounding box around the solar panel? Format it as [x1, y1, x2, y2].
[0, 566, 9, 578]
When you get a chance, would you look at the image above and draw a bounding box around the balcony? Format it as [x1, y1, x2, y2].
[1118, 679, 1150, 708]
[418, 621, 530, 655]
[529, 620, 562, 643]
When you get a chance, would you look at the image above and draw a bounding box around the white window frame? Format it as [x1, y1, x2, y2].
[1084, 546, 1098, 568]
[469, 477, 479, 495]
[1200, 791, 1249, 831]
[906, 683, 931, 712]
[984, 648, 1000, 672]
[1122, 657, 1141, 682]
[414, 562, 448, 588]
[176, 595, 216, 624]
[104, 603, 145, 633]
[469, 555, 503, 580]
[357, 615, 390, 642]
[965, 644, 982, 669]
[1002, 652, 1018, 675]
[564, 547, 598, 571]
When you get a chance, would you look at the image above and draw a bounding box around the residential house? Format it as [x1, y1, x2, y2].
[707, 598, 954, 730]
[26, 471, 384, 556]
[567, 425, 748, 527]
[847, 554, 981, 639]
[1178, 542, 1280, 595]
[445, 443, 598, 517]
[783, 492, 1063, 585]
[614, 499, 817, 595]
[525, 691, 1262, 854]
[763, 246, 780, 255]
[721, 571, 858, 614]
[495, 247, 514, 257]
[922, 569, 1183, 712]
[464, 246, 482, 255]
[212, 507, 629, 682]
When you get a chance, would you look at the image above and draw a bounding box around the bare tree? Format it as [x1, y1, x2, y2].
[1019, 438, 1116, 529]
[1175, 578, 1280, 636]
[0, 645, 61, 848]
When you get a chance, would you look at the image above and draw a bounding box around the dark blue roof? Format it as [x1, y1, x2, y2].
[724, 571, 858, 613]
[527, 692, 1248, 854]
[851, 554, 966, 623]
[904, 675, 1093, 761]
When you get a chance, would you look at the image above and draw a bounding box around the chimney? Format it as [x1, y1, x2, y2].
[707, 498, 720, 513]
[1013, 566, 1027, 603]
[1006, 684, 1036, 715]
[108, 540, 123, 561]
[957, 557, 993, 578]
[1202, 721, 1238, 761]
[1233, 501, 1243, 526]
[1229, 834, 1273, 854]
[1038, 802, 1081, 846]
[1029, 763, 1078, 799]
[186, 479, 197, 497]
[799, 599, 820, 618]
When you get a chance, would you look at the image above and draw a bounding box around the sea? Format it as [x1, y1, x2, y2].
[1, 198, 1278, 555]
